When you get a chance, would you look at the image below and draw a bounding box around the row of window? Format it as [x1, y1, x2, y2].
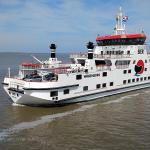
[50, 81, 114, 97]
[9, 91, 19, 97]
[123, 69, 131, 74]
[51, 88, 70, 97]
[133, 59, 148, 64]
[51, 75, 150, 97]
[123, 68, 147, 74]
[83, 82, 114, 91]
[52, 75, 150, 96]
[103, 50, 130, 55]
[123, 76, 150, 84]
[97, 38, 145, 46]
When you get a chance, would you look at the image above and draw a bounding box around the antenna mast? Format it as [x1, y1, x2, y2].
[114, 7, 126, 35]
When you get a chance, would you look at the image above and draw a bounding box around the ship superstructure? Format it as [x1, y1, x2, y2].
[3, 8, 150, 106]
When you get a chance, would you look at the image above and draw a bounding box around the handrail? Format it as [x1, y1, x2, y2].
[70, 53, 131, 59]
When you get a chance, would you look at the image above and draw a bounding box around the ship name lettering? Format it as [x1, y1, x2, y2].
[138, 49, 144, 54]
[84, 73, 100, 78]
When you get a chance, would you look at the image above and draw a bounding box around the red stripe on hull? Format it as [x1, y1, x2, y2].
[96, 34, 146, 41]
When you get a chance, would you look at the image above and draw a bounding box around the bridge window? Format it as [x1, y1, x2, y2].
[116, 60, 130, 66]
[96, 37, 145, 46]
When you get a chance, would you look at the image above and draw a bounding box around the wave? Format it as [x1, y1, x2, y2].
[12, 103, 25, 107]
[144, 90, 150, 94]
[102, 93, 140, 105]
[0, 93, 141, 141]
[0, 104, 96, 141]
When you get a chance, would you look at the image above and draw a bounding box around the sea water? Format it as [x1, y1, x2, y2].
[0, 53, 150, 150]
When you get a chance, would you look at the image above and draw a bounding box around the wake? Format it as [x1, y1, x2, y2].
[102, 93, 139, 104]
[0, 93, 140, 141]
[0, 104, 96, 141]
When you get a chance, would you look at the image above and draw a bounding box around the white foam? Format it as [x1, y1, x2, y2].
[12, 103, 25, 107]
[144, 90, 150, 94]
[0, 104, 97, 141]
[103, 93, 140, 105]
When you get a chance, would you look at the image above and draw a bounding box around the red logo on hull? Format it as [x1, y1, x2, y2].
[134, 60, 144, 75]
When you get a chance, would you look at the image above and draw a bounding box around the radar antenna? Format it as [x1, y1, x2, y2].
[114, 7, 127, 35]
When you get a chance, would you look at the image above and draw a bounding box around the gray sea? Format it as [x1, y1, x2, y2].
[0, 53, 150, 150]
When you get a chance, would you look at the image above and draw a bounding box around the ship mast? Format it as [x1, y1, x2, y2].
[114, 7, 126, 35]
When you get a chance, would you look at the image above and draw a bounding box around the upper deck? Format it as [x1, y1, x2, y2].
[96, 33, 146, 46]
[70, 53, 131, 60]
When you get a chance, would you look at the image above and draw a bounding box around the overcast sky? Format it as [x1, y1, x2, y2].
[0, 0, 150, 53]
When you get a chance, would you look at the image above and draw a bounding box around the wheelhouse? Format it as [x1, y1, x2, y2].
[96, 34, 146, 46]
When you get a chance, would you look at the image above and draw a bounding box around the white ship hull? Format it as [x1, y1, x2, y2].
[3, 81, 150, 106]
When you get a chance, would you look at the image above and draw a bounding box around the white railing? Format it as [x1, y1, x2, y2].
[70, 53, 131, 59]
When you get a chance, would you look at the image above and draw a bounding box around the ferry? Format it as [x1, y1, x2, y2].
[2, 8, 150, 106]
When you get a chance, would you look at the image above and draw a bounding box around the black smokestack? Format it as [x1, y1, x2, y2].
[49, 43, 56, 58]
[87, 41, 94, 59]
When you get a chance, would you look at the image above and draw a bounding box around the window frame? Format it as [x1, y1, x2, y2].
[123, 80, 126, 84]
[50, 91, 58, 97]
[76, 74, 82, 80]
[140, 77, 143, 81]
[83, 86, 88, 91]
[96, 84, 101, 89]
[64, 89, 70, 95]
[110, 82, 113, 86]
[128, 79, 131, 83]
[102, 83, 106, 88]
[123, 70, 127, 74]
[103, 72, 107, 77]
[128, 70, 131, 73]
